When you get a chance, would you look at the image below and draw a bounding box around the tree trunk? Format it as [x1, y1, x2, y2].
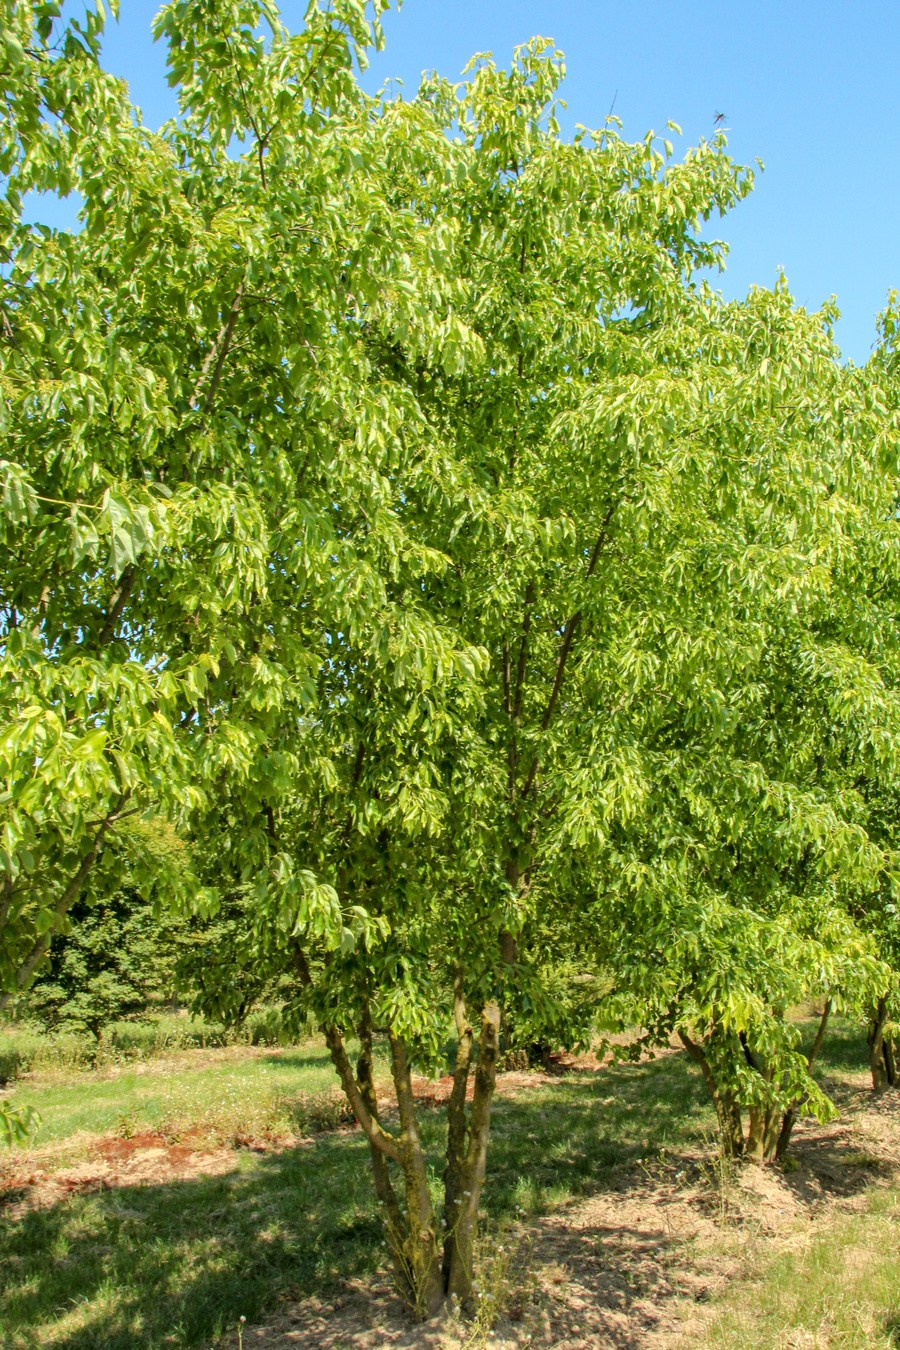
[746, 1104, 780, 1163]
[679, 1030, 744, 1158]
[868, 997, 892, 1094]
[776, 1000, 831, 1161]
[355, 1010, 409, 1298]
[743, 1047, 774, 1164]
[442, 968, 473, 1292]
[444, 1000, 501, 1306]
[388, 1031, 444, 1318]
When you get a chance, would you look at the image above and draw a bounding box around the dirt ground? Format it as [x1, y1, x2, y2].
[4, 1056, 899, 1350]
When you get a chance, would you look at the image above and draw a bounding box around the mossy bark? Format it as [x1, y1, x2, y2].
[443, 999, 501, 1306]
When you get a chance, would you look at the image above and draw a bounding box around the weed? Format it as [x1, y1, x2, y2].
[470, 1225, 535, 1342]
[691, 1130, 736, 1225]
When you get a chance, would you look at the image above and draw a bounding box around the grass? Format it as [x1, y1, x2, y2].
[696, 1184, 900, 1349]
[2, 1133, 384, 1349]
[0, 1015, 894, 1350]
[2, 1046, 350, 1146]
[0, 1009, 287, 1085]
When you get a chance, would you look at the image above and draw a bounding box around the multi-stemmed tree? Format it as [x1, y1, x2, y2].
[6, 0, 900, 1319]
[187, 36, 900, 1310]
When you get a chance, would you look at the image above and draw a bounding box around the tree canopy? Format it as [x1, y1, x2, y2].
[3, 0, 900, 1319]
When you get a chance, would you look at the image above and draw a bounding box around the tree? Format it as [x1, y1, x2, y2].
[0, 0, 478, 1012]
[6, 0, 900, 1322]
[595, 329, 900, 1155]
[185, 38, 900, 1310]
[22, 823, 193, 1041]
[0, 0, 487, 1317]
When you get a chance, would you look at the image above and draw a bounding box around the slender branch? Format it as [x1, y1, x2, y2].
[520, 502, 617, 799]
[190, 284, 245, 413]
[0, 806, 123, 1013]
[511, 582, 535, 721]
[291, 939, 312, 987]
[678, 1029, 718, 1096]
[776, 999, 833, 1160]
[0, 876, 14, 939]
[443, 969, 474, 1279]
[357, 1002, 405, 1240]
[98, 564, 135, 645]
[808, 998, 833, 1066]
[203, 285, 245, 414]
[350, 739, 366, 786]
[739, 1030, 761, 1072]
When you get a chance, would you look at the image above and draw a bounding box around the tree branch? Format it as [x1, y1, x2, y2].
[0, 805, 124, 1013]
[512, 581, 535, 722]
[520, 502, 617, 798]
[98, 564, 135, 645]
[325, 1023, 402, 1162]
[190, 284, 245, 413]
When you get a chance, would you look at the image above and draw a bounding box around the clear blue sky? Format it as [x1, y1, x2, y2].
[29, 1, 900, 365]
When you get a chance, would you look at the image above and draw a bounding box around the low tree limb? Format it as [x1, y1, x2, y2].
[324, 1024, 402, 1162]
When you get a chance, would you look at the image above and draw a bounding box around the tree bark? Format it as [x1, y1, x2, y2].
[324, 1024, 402, 1162]
[746, 1102, 779, 1163]
[388, 1031, 444, 1318]
[776, 1000, 832, 1160]
[445, 999, 501, 1305]
[355, 1008, 409, 1300]
[868, 997, 893, 1094]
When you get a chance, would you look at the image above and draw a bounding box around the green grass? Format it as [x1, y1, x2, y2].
[697, 1184, 900, 1349]
[2, 1045, 349, 1145]
[0, 1015, 891, 1350]
[2, 1133, 384, 1350]
[0, 1009, 287, 1087]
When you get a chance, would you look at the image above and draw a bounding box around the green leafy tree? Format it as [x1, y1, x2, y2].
[187, 38, 898, 1310]
[593, 331, 900, 1155]
[6, 0, 900, 1321]
[0, 0, 479, 1015]
[24, 885, 186, 1041]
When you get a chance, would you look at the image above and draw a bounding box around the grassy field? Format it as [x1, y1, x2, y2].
[0, 1015, 897, 1350]
[695, 1182, 900, 1350]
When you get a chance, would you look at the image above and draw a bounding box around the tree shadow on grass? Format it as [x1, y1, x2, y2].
[812, 1019, 870, 1076]
[0, 1131, 384, 1350]
[1, 1047, 734, 1350]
